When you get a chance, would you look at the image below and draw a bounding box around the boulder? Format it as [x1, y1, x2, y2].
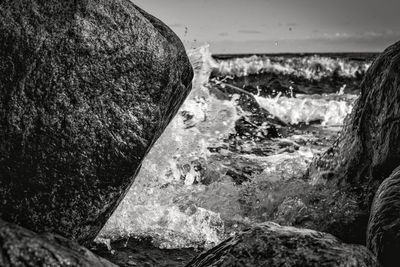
[310, 40, 400, 191]
[306, 41, 400, 243]
[186, 222, 379, 267]
[367, 166, 400, 267]
[0, 0, 193, 244]
[0, 219, 116, 267]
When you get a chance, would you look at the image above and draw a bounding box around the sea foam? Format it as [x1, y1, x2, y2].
[97, 45, 236, 249]
[254, 93, 357, 126]
[214, 54, 371, 80]
[98, 44, 362, 250]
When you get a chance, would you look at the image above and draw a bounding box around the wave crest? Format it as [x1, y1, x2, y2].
[213, 54, 371, 80]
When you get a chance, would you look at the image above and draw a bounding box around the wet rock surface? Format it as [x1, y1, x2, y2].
[305, 40, 400, 244]
[0, 0, 192, 244]
[367, 166, 400, 267]
[310, 40, 400, 190]
[187, 222, 379, 267]
[0, 219, 116, 267]
[272, 181, 368, 244]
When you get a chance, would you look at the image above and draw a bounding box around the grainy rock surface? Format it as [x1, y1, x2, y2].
[310, 40, 400, 194]
[367, 166, 400, 267]
[304, 41, 400, 244]
[0, 0, 193, 244]
[186, 222, 380, 267]
[0, 219, 116, 267]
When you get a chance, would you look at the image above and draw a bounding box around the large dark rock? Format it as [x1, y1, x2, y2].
[186, 222, 379, 267]
[367, 166, 400, 267]
[305, 41, 400, 243]
[0, 219, 116, 267]
[0, 0, 193, 244]
[310, 40, 400, 196]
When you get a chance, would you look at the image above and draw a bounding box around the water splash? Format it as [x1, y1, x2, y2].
[98, 45, 364, 250]
[98, 45, 238, 249]
[100, 204, 224, 249]
[254, 93, 357, 126]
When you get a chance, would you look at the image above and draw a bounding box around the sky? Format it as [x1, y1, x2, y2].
[134, 0, 400, 54]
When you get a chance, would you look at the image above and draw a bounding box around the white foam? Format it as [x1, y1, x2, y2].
[99, 45, 236, 249]
[254, 93, 356, 126]
[98, 204, 224, 249]
[99, 45, 359, 249]
[215, 55, 371, 80]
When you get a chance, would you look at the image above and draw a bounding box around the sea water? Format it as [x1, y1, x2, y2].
[96, 45, 375, 252]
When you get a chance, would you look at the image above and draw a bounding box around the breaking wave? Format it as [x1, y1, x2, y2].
[254, 93, 356, 126]
[213, 54, 371, 80]
[98, 44, 366, 250]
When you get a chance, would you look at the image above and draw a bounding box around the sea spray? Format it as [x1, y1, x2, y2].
[98, 45, 239, 249]
[254, 93, 357, 126]
[98, 45, 365, 250]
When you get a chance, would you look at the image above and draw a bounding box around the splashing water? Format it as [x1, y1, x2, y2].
[98, 45, 240, 249]
[254, 93, 357, 126]
[98, 44, 367, 250]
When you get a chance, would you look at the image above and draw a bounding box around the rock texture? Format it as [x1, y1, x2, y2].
[0, 0, 193, 244]
[0, 219, 116, 267]
[305, 41, 400, 243]
[186, 222, 379, 267]
[310, 40, 400, 194]
[367, 166, 400, 267]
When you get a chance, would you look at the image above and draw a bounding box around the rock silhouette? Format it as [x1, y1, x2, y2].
[0, 0, 193, 244]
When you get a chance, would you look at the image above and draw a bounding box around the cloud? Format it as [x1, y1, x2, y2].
[219, 32, 229, 37]
[238, 29, 262, 34]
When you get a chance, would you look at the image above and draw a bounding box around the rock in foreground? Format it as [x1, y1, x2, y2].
[368, 166, 400, 267]
[306, 41, 400, 244]
[0, 0, 193, 244]
[0, 219, 116, 267]
[187, 222, 379, 267]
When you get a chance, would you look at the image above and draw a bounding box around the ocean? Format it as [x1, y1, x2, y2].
[91, 45, 377, 266]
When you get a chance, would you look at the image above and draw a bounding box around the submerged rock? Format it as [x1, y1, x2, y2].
[272, 181, 368, 244]
[187, 222, 379, 267]
[306, 41, 400, 244]
[0, 219, 116, 267]
[0, 0, 193, 244]
[92, 237, 198, 267]
[367, 167, 400, 267]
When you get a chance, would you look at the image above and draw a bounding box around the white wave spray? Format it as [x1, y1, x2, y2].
[215, 54, 371, 80]
[98, 44, 361, 250]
